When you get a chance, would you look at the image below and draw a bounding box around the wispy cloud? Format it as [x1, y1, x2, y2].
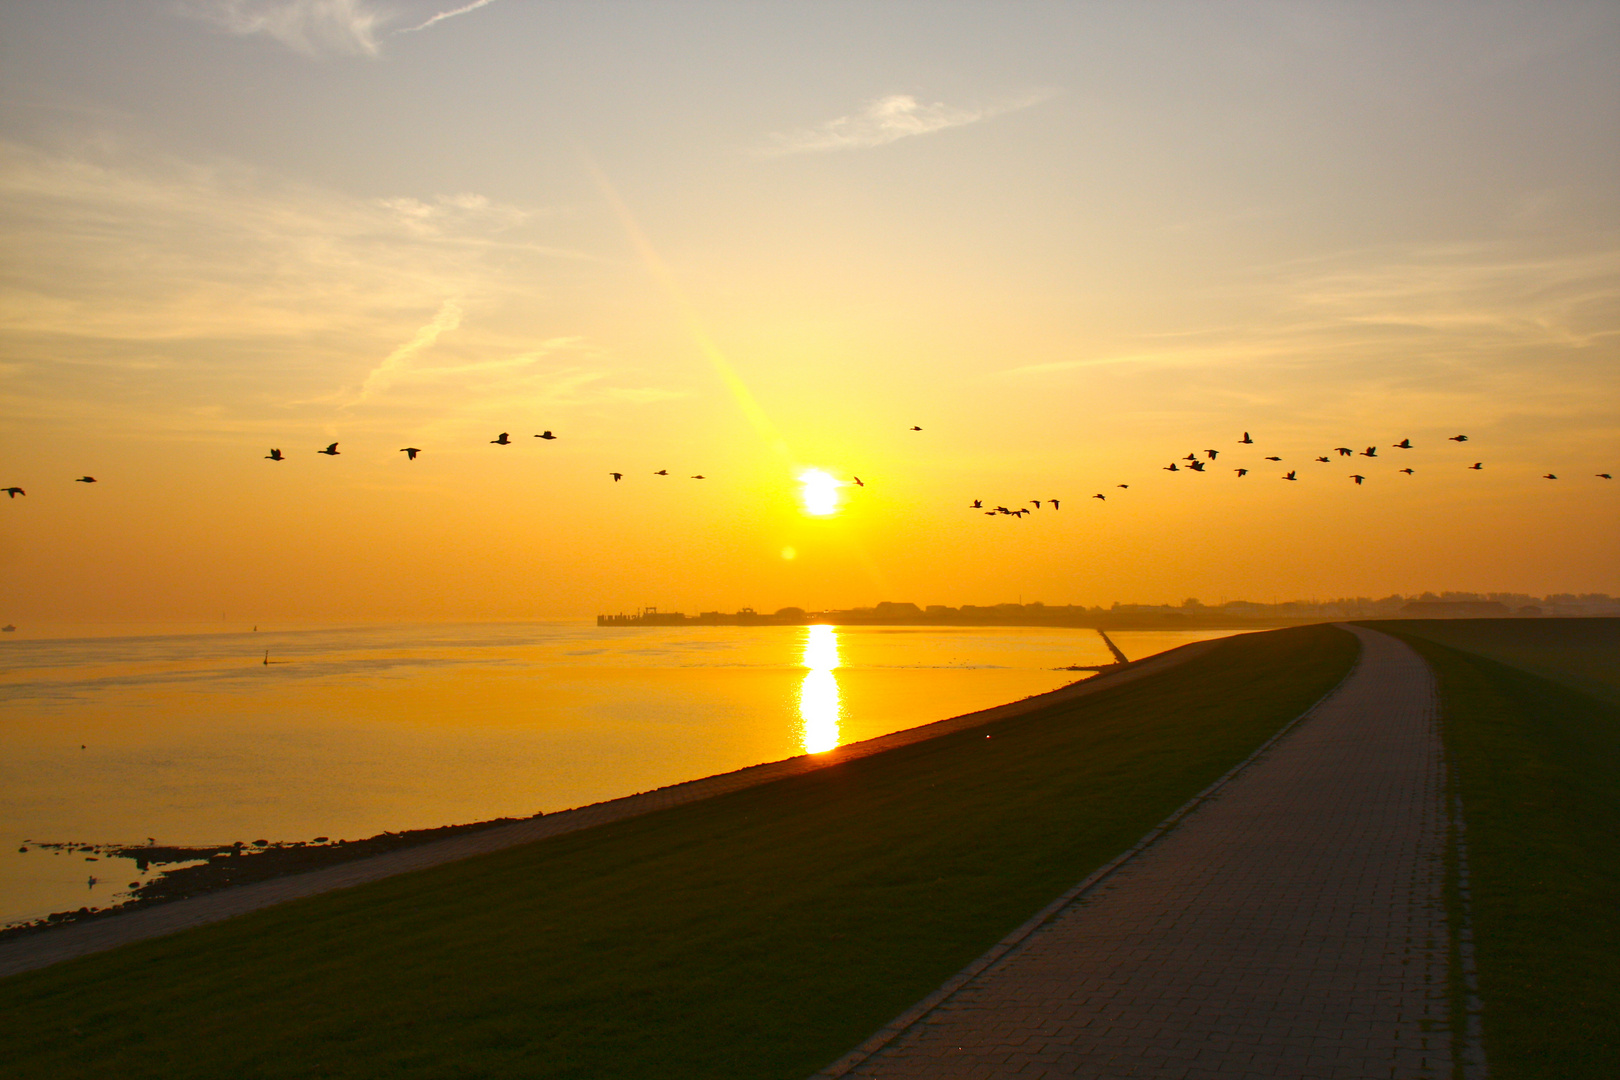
[1284, 244, 1620, 350]
[396, 0, 499, 35]
[355, 300, 464, 402]
[0, 137, 620, 431]
[0, 138, 585, 343]
[757, 92, 1049, 157]
[999, 240, 1620, 381]
[185, 0, 501, 57]
[185, 0, 392, 57]
[377, 192, 532, 235]
[354, 332, 601, 408]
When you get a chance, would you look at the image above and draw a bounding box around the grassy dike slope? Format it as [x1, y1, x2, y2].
[0, 625, 1356, 1080]
[1375, 620, 1620, 1079]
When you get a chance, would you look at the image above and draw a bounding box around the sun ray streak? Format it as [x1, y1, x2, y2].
[576, 149, 790, 462]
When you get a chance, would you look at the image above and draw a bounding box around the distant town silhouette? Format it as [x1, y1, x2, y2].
[598, 592, 1620, 628]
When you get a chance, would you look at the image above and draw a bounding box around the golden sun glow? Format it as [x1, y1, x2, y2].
[797, 624, 842, 753]
[797, 468, 843, 517]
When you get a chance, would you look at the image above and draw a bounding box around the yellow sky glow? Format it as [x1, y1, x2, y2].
[0, 4, 1615, 627]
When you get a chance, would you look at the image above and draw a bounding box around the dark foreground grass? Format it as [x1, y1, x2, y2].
[1376, 622, 1620, 1079]
[0, 625, 1356, 1080]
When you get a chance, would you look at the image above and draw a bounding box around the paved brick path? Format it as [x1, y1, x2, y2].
[827, 625, 1453, 1079]
[0, 639, 1217, 979]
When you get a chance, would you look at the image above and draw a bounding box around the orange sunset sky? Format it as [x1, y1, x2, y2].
[1, 1, 1616, 628]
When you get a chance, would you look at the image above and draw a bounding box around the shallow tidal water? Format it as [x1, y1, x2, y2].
[0, 621, 1248, 926]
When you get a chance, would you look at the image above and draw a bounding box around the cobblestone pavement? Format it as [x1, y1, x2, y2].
[0, 639, 1219, 979]
[830, 625, 1452, 1079]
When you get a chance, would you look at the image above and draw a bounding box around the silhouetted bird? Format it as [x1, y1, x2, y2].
[1184, 453, 1199, 462]
[1450, 435, 1469, 442]
[853, 477, 865, 487]
[1335, 447, 1353, 456]
[1239, 432, 1254, 444]
[994, 506, 1011, 514]
[1361, 447, 1377, 457]
[1599, 474, 1612, 479]
[1030, 500, 1042, 508]
[1050, 498, 1061, 509]
[1313, 456, 1329, 463]
[1189, 460, 1206, 472]
[75, 476, 96, 483]
[1234, 468, 1248, 477]
[535, 431, 557, 440]
[1116, 484, 1128, 489]
[1469, 463, 1483, 470]
[654, 470, 668, 475]
[1206, 449, 1219, 460]
[1399, 468, 1414, 475]
[985, 511, 997, 515]
[1394, 439, 1413, 449]
[399, 448, 421, 460]
[1351, 475, 1365, 485]
[318, 443, 339, 456]
[3, 487, 23, 498]
[1283, 470, 1297, 480]
[610, 472, 623, 481]
[1543, 474, 1557, 479]
[491, 433, 510, 445]
[1264, 456, 1282, 462]
[265, 449, 283, 461]
[970, 499, 982, 508]
[690, 474, 705, 479]
[909, 426, 923, 431]
[1092, 494, 1105, 501]
[1012, 508, 1029, 517]
[1164, 463, 1179, 471]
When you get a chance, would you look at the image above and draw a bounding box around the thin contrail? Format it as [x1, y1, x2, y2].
[397, 0, 499, 35]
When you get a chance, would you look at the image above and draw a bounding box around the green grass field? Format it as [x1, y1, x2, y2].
[1373, 620, 1620, 1079]
[0, 625, 1355, 1080]
[1378, 617, 1620, 704]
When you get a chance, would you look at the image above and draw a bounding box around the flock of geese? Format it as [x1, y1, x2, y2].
[965, 430, 1612, 518]
[3, 428, 1612, 505]
[271, 435, 711, 479]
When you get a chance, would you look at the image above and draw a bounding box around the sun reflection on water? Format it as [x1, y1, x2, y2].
[797, 624, 842, 753]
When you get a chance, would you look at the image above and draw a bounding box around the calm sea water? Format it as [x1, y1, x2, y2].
[0, 621, 1247, 926]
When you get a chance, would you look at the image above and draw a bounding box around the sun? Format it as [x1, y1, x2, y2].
[797, 468, 843, 516]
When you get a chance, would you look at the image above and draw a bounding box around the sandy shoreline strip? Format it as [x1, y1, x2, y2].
[0, 639, 1220, 979]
